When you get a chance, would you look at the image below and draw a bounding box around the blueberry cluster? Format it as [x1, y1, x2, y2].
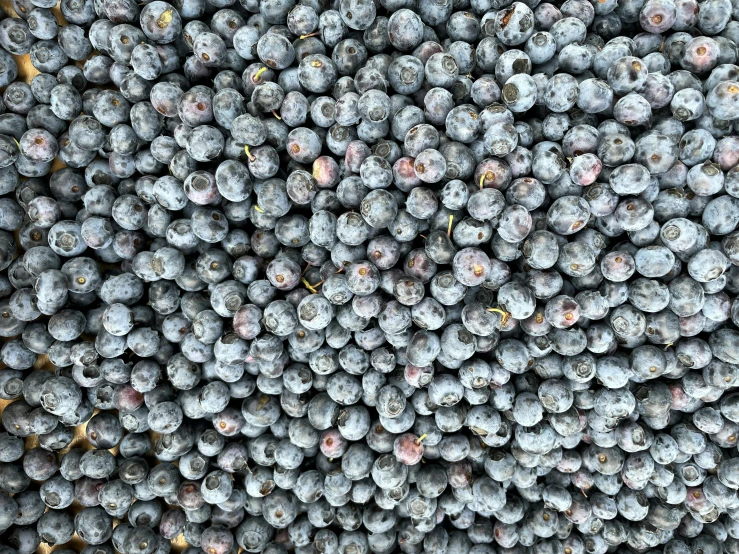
[1, 0, 739, 552]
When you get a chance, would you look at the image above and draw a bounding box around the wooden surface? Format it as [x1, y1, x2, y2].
[0, 2, 189, 552]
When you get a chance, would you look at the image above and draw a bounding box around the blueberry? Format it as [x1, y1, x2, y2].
[0, 0, 733, 549]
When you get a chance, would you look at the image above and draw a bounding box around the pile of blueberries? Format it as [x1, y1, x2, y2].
[2, 0, 739, 551]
